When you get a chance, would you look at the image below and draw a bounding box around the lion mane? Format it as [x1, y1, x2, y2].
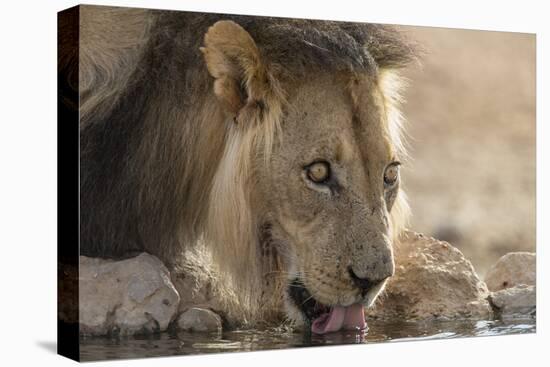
[61, 6, 416, 325]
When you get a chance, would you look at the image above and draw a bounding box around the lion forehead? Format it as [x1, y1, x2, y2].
[279, 73, 394, 163]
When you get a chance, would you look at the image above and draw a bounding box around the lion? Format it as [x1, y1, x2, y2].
[61, 5, 416, 334]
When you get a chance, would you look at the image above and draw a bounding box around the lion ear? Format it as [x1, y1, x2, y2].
[201, 20, 267, 117]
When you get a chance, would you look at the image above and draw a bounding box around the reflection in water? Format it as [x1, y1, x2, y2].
[80, 318, 536, 361]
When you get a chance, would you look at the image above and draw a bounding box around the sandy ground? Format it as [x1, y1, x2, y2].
[396, 26, 536, 275]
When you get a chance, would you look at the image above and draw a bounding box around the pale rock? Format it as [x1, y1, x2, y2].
[79, 253, 180, 336]
[489, 285, 536, 318]
[177, 307, 223, 332]
[366, 231, 493, 320]
[484, 252, 536, 292]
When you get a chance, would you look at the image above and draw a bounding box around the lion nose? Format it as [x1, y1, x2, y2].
[348, 266, 389, 294]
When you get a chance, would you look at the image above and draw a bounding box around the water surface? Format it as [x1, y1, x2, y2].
[80, 318, 535, 361]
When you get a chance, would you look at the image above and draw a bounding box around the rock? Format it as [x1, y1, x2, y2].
[79, 253, 180, 336]
[366, 231, 492, 320]
[484, 252, 536, 292]
[489, 285, 536, 318]
[177, 307, 222, 332]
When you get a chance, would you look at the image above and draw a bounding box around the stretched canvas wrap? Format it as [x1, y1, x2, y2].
[57, 4, 536, 362]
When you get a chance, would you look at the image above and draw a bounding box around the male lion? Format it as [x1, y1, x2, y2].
[63, 6, 416, 334]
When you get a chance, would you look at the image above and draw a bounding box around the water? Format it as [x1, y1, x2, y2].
[79, 318, 536, 361]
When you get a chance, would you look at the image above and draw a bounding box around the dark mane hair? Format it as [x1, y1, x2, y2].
[152, 11, 417, 73]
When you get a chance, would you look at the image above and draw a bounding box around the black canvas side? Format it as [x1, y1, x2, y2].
[57, 5, 80, 362]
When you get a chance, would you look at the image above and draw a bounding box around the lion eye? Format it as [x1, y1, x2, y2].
[307, 161, 330, 183]
[384, 162, 400, 187]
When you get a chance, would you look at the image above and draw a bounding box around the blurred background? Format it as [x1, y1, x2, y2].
[398, 26, 536, 276]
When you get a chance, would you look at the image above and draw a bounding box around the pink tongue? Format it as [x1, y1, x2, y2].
[311, 304, 366, 334]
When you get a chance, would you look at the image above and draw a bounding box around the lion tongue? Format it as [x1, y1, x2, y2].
[311, 304, 366, 334]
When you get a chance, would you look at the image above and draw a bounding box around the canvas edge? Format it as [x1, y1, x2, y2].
[57, 4, 80, 362]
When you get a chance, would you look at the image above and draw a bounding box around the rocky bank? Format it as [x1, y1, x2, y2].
[365, 231, 493, 320]
[72, 232, 536, 336]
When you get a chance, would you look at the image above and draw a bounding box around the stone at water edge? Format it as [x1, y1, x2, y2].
[365, 230, 493, 320]
[488, 285, 536, 318]
[177, 307, 223, 332]
[484, 252, 536, 292]
[485, 252, 536, 319]
[79, 253, 180, 336]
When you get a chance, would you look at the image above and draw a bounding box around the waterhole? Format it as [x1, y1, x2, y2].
[79, 318, 535, 361]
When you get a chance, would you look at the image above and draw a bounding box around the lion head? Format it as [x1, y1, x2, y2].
[200, 20, 412, 333]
